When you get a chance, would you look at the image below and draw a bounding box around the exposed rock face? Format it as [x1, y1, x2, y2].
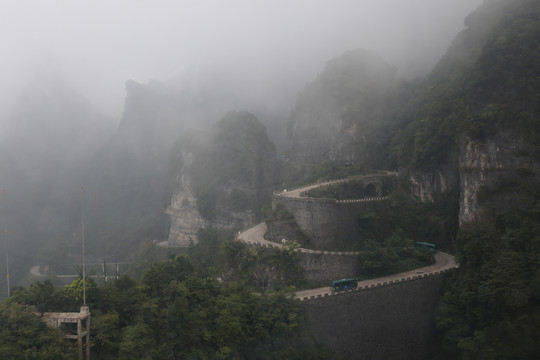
[286, 49, 400, 166]
[166, 152, 206, 246]
[458, 134, 540, 225]
[166, 111, 274, 246]
[404, 132, 539, 227]
[408, 166, 458, 202]
[459, 138, 494, 225]
[166, 157, 257, 246]
[210, 200, 255, 231]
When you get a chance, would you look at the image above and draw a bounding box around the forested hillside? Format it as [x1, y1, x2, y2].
[0, 78, 113, 289]
[3, 239, 328, 359]
[286, 49, 410, 166]
[189, 111, 277, 222]
[285, 0, 540, 357]
[1, 0, 539, 358]
[429, 1, 540, 356]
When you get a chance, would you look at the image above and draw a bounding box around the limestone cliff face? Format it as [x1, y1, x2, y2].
[166, 151, 258, 246]
[286, 49, 400, 166]
[408, 166, 458, 202]
[166, 181, 256, 246]
[406, 132, 539, 227]
[458, 134, 539, 225]
[166, 152, 206, 246]
[166, 111, 274, 246]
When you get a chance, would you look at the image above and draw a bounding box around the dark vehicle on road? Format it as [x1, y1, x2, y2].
[330, 278, 357, 292]
[415, 242, 436, 253]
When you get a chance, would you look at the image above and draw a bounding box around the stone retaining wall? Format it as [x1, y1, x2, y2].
[272, 193, 382, 249]
[240, 239, 362, 283]
[302, 271, 454, 360]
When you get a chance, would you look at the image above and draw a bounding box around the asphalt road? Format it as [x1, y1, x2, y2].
[294, 251, 457, 299]
[237, 172, 458, 300]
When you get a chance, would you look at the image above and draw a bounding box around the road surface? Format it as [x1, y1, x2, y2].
[294, 251, 457, 299]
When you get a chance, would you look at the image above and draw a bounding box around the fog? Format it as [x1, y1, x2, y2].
[0, 0, 488, 291]
[0, 0, 483, 120]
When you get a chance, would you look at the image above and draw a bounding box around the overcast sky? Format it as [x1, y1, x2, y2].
[0, 0, 484, 119]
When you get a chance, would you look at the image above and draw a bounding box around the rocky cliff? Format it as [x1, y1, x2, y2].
[166, 151, 207, 246]
[166, 111, 276, 245]
[406, 131, 539, 227]
[286, 49, 403, 166]
[458, 133, 540, 225]
[405, 0, 540, 226]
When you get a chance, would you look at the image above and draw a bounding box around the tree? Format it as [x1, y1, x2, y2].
[9, 281, 66, 314]
[64, 275, 98, 309]
[0, 302, 74, 359]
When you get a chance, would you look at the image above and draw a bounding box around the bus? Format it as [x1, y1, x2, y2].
[415, 242, 436, 253]
[330, 278, 357, 292]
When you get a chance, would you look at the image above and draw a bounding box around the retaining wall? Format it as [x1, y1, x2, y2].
[272, 194, 383, 249]
[240, 239, 362, 283]
[302, 271, 452, 360]
[298, 250, 360, 282]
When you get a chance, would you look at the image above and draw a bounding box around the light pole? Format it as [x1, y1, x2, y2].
[3, 189, 9, 297]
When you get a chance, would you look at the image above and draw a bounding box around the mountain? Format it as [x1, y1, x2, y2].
[84, 74, 279, 255]
[0, 77, 113, 290]
[392, 0, 540, 222]
[285, 0, 540, 357]
[83, 80, 191, 259]
[1, 0, 539, 357]
[167, 111, 277, 245]
[286, 49, 409, 166]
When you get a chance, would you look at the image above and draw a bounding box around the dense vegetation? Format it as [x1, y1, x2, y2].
[266, 185, 454, 276]
[0, 302, 74, 359]
[390, 0, 540, 169]
[2, 0, 540, 358]
[436, 208, 540, 359]
[427, 1, 540, 358]
[286, 48, 408, 166]
[189, 111, 277, 221]
[3, 240, 328, 359]
[283, 2, 540, 356]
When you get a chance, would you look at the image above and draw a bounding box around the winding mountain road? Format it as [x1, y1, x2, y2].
[237, 173, 458, 300]
[275, 171, 397, 198]
[293, 251, 457, 300]
[237, 223, 457, 299]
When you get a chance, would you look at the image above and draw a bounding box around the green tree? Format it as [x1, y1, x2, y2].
[64, 275, 98, 309]
[10, 281, 66, 314]
[190, 110, 277, 220]
[0, 302, 74, 359]
[141, 253, 194, 301]
[436, 210, 540, 359]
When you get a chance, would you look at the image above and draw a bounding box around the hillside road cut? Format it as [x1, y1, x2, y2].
[237, 223, 458, 299]
[293, 251, 457, 300]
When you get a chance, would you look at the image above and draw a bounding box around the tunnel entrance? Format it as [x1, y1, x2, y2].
[364, 183, 378, 197]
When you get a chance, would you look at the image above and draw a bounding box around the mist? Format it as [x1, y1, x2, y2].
[0, 0, 483, 120]
[0, 0, 486, 291]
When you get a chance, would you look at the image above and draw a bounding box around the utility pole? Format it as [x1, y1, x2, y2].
[2, 189, 9, 297]
[81, 186, 86, 306]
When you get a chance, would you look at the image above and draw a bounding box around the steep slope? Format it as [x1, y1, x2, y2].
[84, 80, 186, 259]
[394, 0, 540, 220]
[0, 78, 113, 289]
[397, 0, 540, 357]
[81, 55, 294, 256]
[286, 49, 411, 166]
[167, 111, 277, 245]
[284, 0, 540, 357]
